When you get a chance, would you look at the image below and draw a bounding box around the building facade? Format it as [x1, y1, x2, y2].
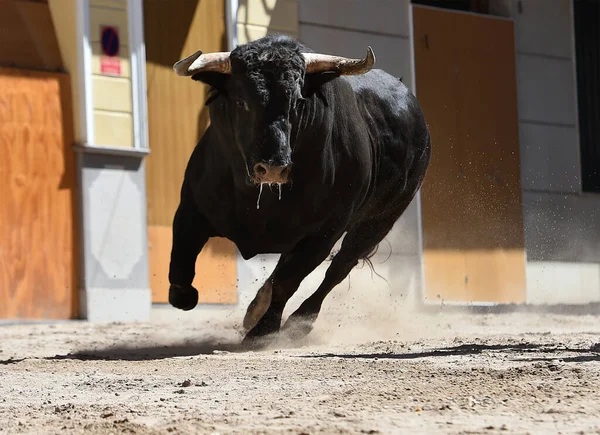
[0, 0, 598, 322]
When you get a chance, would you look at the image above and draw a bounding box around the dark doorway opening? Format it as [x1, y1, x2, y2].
[411, 0, 489, 14]
[574, 0, 600, 193]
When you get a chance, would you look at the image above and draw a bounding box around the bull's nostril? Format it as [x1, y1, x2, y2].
[254, 164, 268, 176]
[253, 163, 291, 182]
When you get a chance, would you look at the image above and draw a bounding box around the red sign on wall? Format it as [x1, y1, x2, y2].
[99, 25, 121, 76]
[100, 56, 121, 75]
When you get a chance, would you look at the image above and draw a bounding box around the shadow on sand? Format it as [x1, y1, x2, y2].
[1, 340, 598, 364]
[299, 342, 600, 363]
[0, 358, 25, 365]
[43, 338, 246, 362]
[39, 332, 306, 362]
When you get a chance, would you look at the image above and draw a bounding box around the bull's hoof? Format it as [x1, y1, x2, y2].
[239, 333, 272, 351]
[241, 314, 281, 349]
[168, 284, 198, 311]
[281, 312, 318, 340]
[242, 285, 273, 331]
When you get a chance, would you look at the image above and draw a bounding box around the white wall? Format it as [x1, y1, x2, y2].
[498, 0, 600, 304]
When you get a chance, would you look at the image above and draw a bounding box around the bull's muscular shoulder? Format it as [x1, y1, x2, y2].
[344, 69, 425, 133]
[340, 68, 429, 195]
[344, 69, 411, 108]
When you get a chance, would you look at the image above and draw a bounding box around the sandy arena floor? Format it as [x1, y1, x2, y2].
[1, 300, 600, 435]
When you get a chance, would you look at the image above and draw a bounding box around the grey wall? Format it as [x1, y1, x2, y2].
[510, 0, 580, 195]
[77, 152, 152, 322]
[493, 0, 600, 304]
[299, 0, 414, 87]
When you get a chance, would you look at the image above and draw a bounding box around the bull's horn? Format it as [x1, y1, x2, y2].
[302, 46, 375, 75]
[173, 50, 232, 76]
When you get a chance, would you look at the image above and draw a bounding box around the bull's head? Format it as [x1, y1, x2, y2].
[173, 36, 375, 185]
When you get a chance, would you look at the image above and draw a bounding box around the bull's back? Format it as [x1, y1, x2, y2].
[343, 69, 431, 212]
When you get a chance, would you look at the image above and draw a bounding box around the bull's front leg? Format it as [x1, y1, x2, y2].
[168, 185, 211, 311]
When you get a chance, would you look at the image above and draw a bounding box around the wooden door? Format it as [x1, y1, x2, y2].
[0, 68, 78, 319]
[144, 0, 238, 304]
[414, 6, 526, 304]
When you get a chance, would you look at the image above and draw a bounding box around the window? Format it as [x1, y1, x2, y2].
[574, 0, 600, 193]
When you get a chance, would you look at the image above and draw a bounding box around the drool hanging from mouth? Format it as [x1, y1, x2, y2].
[256, 183, 283, 210]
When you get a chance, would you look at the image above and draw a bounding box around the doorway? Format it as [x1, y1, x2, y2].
[413, 5, 526, 304]
[0, 0, 78, 320]
[0, 69, 79, 320]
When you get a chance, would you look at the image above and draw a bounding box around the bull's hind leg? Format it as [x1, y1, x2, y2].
[243, 274, 274, 331]
[282, 205, 412, 339]
[241, 228, 344, 345]
[168, 183, 211, 311]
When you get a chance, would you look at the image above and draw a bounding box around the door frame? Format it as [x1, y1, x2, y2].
[127, 0, 150, 152]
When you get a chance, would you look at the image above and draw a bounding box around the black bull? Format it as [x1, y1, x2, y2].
[168, 35, 431, 345]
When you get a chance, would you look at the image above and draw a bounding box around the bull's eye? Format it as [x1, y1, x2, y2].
[235, 99, 249, 111]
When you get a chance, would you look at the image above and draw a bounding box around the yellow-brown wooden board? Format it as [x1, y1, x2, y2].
[0, 67, 78, 319]
[144, 0, 238, 304]
[148, 226, 238, 305]
[413, 6, 526, 304]
[0, 0, 63, 71]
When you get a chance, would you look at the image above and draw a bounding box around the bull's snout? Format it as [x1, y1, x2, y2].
[253, 163, 291, 184]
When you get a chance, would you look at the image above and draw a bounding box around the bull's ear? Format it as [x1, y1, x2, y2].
[191, 72, 230, 90]
[302, 71, 340, 98]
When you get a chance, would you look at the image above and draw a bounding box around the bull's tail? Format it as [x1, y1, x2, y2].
[360, 239, 392, 283]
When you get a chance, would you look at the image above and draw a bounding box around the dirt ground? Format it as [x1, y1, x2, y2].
[1, 300, 600, 435]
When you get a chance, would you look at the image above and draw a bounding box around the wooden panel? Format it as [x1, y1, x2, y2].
[0, 67, 78, 319]
[0, 1, 63, 71]
[464, 250, 526, 303]
[90, 0, 126, 9]
[237, 23, 293, 45]
[93, 110, 133, 148]
[92, 76, 132, 112]
[47, 0, 82, 141]
[414, 6, 526, 304]
[413, 5, 468, 301]
[422, 251, 468, 302]
[237, 0, 298, 32]
[144, 0, 238, 303]
[454, 10, 525, 303]
[149, 226, 238, 304]
[144, 0, 225, 227]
